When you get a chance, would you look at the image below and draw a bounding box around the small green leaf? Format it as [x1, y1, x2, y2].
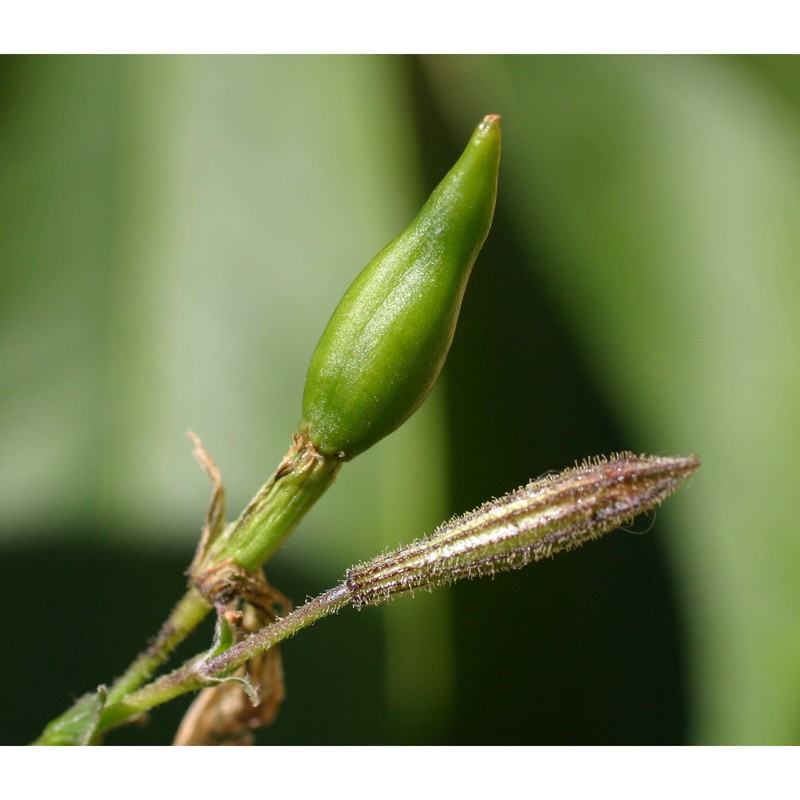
[32, 687, 107, 746]
[208, 611, 236, 658]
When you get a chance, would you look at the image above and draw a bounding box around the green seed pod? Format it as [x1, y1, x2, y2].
[301, 114, 501, 459]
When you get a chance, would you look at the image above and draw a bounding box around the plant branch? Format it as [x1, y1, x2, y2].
[34, 435, 341, 745]
[97, 586, 351, 733]
[91, 452, 699, 740]
[105, 587, 211, 704]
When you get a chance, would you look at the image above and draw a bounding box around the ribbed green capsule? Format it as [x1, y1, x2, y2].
[301, 114, 501, 459]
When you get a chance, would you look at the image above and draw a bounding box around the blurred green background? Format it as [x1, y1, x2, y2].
[2, 55, 799, 745]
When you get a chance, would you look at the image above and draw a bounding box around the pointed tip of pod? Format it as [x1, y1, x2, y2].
[469, 113, 501, 158]
[579, 450, 701, 479]
[472, 115, 501, 156]
[661, 452, 701, 480]
[560, 451, 700, 519]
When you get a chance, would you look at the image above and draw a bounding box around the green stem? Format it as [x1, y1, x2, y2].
[105, 587, 211, 704]
[199, 433, 341, 573]
[32, 587, 212, 745]
[33, 435, 342, 744]
[97, 585, 351, 733]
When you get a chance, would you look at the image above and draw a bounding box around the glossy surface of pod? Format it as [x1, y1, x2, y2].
[301, 115, 501, 459]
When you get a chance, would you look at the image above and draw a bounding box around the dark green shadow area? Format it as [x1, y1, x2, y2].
[4, 508, 686, 745]
[444, 217, 689, 743]
[2, 535, 389, 746]
[407, 57, 690, 744]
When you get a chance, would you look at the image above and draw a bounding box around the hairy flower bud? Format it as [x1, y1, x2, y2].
[346, 453, 700, 608]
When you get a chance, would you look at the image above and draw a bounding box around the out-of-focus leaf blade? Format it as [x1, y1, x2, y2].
[1, 56, 443, 556]
[1, 55, 451, 739]
[0, 57, 126, 530]
[425, 55, 800, 744]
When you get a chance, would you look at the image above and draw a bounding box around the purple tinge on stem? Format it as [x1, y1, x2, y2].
[346, 452, 699, 608]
